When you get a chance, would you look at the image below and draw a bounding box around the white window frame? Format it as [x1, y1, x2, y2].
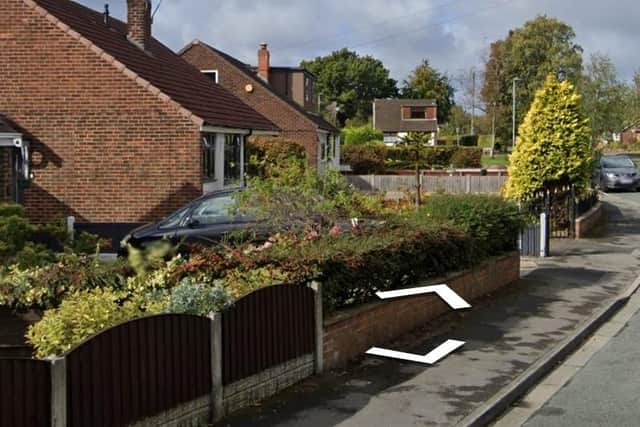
[201, 69, 219, 84]
[201, 131, 246, 193]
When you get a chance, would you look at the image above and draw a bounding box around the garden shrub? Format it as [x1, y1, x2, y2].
[341, 143, 387, 174]
[419, 194, 524, 256]
[386, 146, 459, 169]
[342, 125, 383, 146]
[458, 134, 479, 146]
[26, 288, 168, 358]
[450, 148, 483, 168]
[0, 254, 129, 310]
[169, 278, 233, 316]
[246, 138, 306, 178]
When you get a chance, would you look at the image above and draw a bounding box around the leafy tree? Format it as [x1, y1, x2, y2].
[481, 16, 584, 143]
[341, 125, 383, 146]
[505, 75, 593, 201]
[399, 132, 433, 207]
[402, 60, 455, 123]
[301, 49, 397, 126]
[624, 70, 640, 126]
[580, 53, 627, 140]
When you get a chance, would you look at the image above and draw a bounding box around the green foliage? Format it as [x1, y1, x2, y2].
[458, 135, 479, 147]
[0, 213, 32, 259]
[402, 59, 455, 123]
[450, 148, 482, 168]
[419, 194, 524, 257]
[26, 288, 168, 358]
[0, 254, 128, 310]
[246, 138, 306, 178]
[580, 53, 628, 140]
[168, 278, 233, 316]
[481, 16, 584, 143]
[236, 160, 378, 232]
[341, 143, 387, 174]
[386, 146, 482, 170]
[505, 75, 593, 200]
[341, 125, 383, 146]
[301, 48, 397, 125]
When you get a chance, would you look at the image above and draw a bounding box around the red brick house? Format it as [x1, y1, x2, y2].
[179, 41, 341, 173]
[0, 0, 278, 228]
[621, 121, 640, 145]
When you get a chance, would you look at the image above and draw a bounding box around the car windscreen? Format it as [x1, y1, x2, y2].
[601, 156, 635, 169]
[158, 205, 190, 229]
[190, 194, 236, 225]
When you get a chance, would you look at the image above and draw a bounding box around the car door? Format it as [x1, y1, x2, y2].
[177, 193, 248, 245]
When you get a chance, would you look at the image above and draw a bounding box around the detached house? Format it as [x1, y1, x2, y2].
[179, 41, 341, 172]
[373, 99, 438, 145]
[0, 0, 278, 226]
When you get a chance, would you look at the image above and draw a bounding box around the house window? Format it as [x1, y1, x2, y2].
[202, 70, 219, 84]
[202, 134, 216, 181]
[224, 134, 243, 186]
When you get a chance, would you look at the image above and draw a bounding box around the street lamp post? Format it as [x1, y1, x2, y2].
[512, 77, 520, 149]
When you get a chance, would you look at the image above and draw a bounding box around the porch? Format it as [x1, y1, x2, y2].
[0, 114, 30, 204]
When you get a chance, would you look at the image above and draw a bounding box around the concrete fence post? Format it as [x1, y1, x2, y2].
[209, 312, 223, 422]
[309, 281, 324, 374]
[50, 356, 67, 427]
[66, 216, 75, 243]
[540, 211, 549, 257]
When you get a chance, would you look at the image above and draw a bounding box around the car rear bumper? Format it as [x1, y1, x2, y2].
[602, 177, 640, 190]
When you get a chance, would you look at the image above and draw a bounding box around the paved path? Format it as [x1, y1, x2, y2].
[499, 191, 640, 427]
[217, 193, 640, 427]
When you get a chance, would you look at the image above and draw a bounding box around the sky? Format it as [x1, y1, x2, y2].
[81, 0, 639, 87]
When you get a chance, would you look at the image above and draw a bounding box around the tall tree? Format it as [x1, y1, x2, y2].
[402, 60, 455, 123]
[481, 16, 584, 143]
[301, 49, 397, 126]
[505, 75, 593, 201]
[624, 70, 640, 126]
[581, 53, 627, 140]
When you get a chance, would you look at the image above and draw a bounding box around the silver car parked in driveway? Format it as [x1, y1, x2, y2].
[595, 155, 640, 191]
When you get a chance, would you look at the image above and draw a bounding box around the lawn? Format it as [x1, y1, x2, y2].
[482, 154, 509, 168]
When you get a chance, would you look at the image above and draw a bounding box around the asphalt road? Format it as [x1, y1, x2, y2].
[523, 190, 640, 427]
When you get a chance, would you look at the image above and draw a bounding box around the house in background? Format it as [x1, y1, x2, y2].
[621, 121, 640, 145]
[373, 99, 438, 145]
[180, 41, 341, 172]
[1, 0, 278, 230]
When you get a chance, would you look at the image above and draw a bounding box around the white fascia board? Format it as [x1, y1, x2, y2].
[200, 125, 250, 135]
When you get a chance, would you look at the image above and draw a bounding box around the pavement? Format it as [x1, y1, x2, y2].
[496, 191, 640, 427]
[217, 192, 640, 427]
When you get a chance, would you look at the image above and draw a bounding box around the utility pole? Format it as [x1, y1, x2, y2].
[512, 77, 520, 149]
[471, 69, 476, 135]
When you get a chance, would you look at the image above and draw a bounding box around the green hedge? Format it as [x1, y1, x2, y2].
[385, 146, 483, 170]
[341, 125, 383, 146]
[341, 143, 387, 174]
[450, 148, 482, 168]
[419, 194, 524, 257]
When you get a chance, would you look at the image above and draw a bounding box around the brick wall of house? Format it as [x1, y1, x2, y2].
[0, 148, 12, 203]
[0, 0, 202, 223]
[322, 253, 520, 370]
[181, 44, 319, 164]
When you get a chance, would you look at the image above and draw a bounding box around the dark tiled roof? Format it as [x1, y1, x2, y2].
[183, 41, 338, 133]
[33, 0, 278, 131]
[374, 99, 438, 133]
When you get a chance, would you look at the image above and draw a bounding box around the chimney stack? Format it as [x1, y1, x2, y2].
[257, 43, 270, 83]
[126, 0, 152, 50]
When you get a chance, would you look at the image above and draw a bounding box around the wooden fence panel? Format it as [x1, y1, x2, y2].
[0, 359, 50, 427]
[346, 175, 507, 194]
[65, 314, 211, 427]
[222, 285, 315, 385]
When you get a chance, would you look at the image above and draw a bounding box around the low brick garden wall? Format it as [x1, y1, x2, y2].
[575, 202, 603, 239]
[322, 252, 520, 370]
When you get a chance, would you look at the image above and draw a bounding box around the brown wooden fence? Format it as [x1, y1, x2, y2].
[0, 359, 51, 427]
[221, 284, 316, 385]
[65, 314, 211, 427]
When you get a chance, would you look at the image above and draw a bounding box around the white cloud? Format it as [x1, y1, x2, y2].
[82, 0, 639, 83]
